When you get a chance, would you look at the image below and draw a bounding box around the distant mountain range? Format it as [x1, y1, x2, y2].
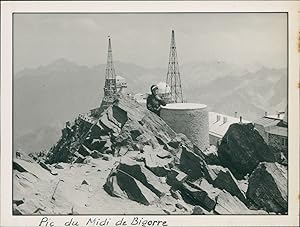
[14, 58, 287, 154]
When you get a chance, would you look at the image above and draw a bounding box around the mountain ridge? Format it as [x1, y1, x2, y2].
[14, 58, 287, 154]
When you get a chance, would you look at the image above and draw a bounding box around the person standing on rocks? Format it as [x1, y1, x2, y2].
[146, 85, 166, 116]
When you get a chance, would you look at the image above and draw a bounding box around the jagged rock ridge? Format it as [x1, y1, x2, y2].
[13, 96, 287, 215]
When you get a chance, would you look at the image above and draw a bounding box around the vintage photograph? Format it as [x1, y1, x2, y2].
[12, 13, 288, 215]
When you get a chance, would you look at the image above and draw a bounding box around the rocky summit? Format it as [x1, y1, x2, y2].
[13, 96, 287, 215]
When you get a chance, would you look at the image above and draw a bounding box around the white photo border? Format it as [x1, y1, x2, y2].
[1, 1, 299, 226]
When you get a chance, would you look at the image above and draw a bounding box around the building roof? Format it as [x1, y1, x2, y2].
[253, 117, 281, 128]
[265, 113, 285, 120]
[266, 126, 287, 137]
[253, 115, 288, 137]
[209, 112, 250, 138]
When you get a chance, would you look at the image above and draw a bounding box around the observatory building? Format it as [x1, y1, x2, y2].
[253, 108, 288, 155]
[160, 30, 209, 151]
[161, 103, 209, 151]
[209, 112, 250, 146]
[116, 75, 128, 94]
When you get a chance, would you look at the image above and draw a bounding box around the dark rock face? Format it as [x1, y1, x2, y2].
[217, 123, 275, 179]
[104, 167, 158, 206]
[207, 165, 247, 204]
[246, 162, 287, 214]
[179, 146, 209, 180]
[117, 157, 169, 197]
[103, 169, 127, 199]
[45, 96, 177, 165]
[180, 179, 221, 211]
[166, 169, 188, 189]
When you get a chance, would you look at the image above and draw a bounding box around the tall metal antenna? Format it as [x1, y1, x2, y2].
[101, 36, 117, 107]
[166, 30, 184, 103]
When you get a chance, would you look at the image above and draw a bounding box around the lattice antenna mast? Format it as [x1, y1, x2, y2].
[103, 37, 117, 101]
[166, 30, 184, 103]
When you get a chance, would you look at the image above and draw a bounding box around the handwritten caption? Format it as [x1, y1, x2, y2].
[38, 217, 168, 227]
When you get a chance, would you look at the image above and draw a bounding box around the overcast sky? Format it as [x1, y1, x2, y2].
[14, 13, 287, 73]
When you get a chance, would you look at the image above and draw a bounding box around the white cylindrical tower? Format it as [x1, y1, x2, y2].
[161, 103, 209, 151]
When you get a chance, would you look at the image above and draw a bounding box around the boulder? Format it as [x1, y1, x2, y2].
[217, 123, 276, 179]
[207, 165, 247, 203]
[107, 105, 128, 128]
[103, 169, 127, 199]
[214, 190, 267, 214]
[118, 157, 169, 197]
[166, 169, 188, 188]
[142, 145, 173, 177]
[13, 159, 53, 180]
[192, 206, 204, 215]
[104, 167, 158, 205]
[181, 179, 221, 211]
[98, 109, 122, 134]
[246, 162, 287, 213]
[179, 146, 209, 180]
[81, 180, 89, 185]
[17, 198, 50, 215]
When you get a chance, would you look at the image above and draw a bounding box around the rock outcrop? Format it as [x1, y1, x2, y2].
[207, 165, 247, 203]
[13, 96, 288, 215]
[104, 166, 159, 206]
[246, 162, 287, 214]
[179, 145, 209, 180]
[180, 179, 221, 211]
[217, 123, 275, 179]
[214, 190, 267, 215]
